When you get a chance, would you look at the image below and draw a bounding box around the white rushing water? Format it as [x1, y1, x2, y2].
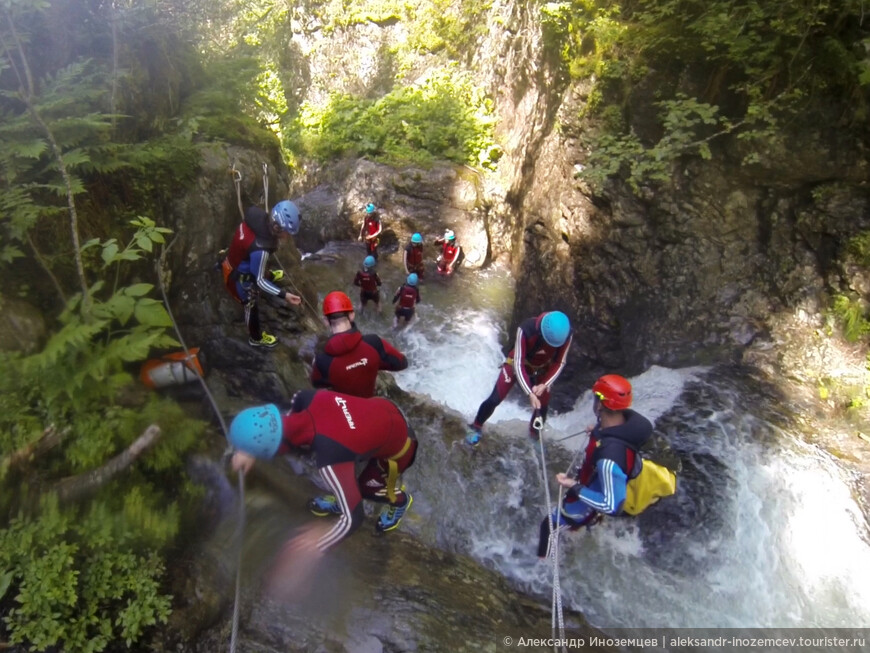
[302, 243, 870, 632]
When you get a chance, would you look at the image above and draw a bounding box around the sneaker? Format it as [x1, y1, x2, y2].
[307, 495, 342, 516]
[249, 332, 278, 348]
[375, 494, 413, 533]
[270, 269, 284, 282]
[465, 427, 482, 447]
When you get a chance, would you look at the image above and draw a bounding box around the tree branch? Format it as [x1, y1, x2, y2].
[3, 11, 90, 304]
[52, 425, 162, 504]
[2, 425, 68, 474]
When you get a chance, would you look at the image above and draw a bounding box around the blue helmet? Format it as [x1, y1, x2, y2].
[271, 200, 300, 236]
[407, 273, 419, 286]
[364, 255, 376, 270]
[365, 203, 377, 214]
[411, 233, 423, 244]
[541, 311, 570, 347]
[228, 404, 283, 458]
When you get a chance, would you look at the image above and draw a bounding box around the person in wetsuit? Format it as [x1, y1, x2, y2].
[310, 290, 407, 398]
[537, 374, 653, 558]
[220, 203, 302, 347]
[392, 273, 421, 329]
[229, 390, 417, 548]
[353, 256, 382, 313]
[434, 229, 461, 275]
[358, 203, 383, 259]
[403, 232, 425, 279]
[465, 311, 572, 446]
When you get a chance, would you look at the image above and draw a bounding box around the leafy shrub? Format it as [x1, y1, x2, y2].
[294, 65, 495, 165]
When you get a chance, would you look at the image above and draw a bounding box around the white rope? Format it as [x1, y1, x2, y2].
[228, 473, 245, 653]
[543, 427, 592, 653]
[534, 420, 566, 652]
[262, 163, 269, 212]
[231, 160, 244, 223]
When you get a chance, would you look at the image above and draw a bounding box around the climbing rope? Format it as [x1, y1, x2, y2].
[272, 251, 326, 329]
[262, 162, 269, 212]
[156, 243, 245, 653]
[230, 160, 244, 223]
[533, 420, 566, 652]
[228, 473, 245, 653]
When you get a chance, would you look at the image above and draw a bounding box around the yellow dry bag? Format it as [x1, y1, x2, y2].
[622, 458, 677, 516]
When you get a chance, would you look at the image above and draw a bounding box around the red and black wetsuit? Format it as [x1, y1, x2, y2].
[471, 313, 572, 429]
[353, 269, 382, 305]
[435, 238, 461, 274]
[310, 327, 407, 398]
[278, 390, 417, 550]
[360, 215, 382, 258]
[392, 282, 420, 323]
[404, 242, 425, 277]
[221, 207, 282, 339]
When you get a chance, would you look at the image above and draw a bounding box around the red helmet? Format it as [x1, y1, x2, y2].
[592, 374, 632, 410]
[322, 291, 353, 316]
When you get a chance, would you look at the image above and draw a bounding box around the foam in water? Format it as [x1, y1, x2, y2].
[301, 251, 870, 631]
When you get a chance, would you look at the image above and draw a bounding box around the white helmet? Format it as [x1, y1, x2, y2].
[444, 229, 455, 241]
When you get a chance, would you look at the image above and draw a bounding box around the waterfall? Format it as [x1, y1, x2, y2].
[301, 243, 870, 631]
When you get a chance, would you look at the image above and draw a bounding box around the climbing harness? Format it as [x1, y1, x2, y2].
[156, 244, 244, 653]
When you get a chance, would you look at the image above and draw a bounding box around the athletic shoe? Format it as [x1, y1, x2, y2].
[307, 495, 341, 516]
[249, 332, 278, 348]
[375, 494, 413, 533]
[270, 269, 284, 282]
[465, 427, 482, 447]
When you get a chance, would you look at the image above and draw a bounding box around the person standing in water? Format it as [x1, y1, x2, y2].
[465, 311, 572, 446]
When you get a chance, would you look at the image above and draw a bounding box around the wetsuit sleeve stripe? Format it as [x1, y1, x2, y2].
[316, 463, 364, 550]
[577, 459, 627, 514]
[252, 250, 282, 296]
[513, 327, 534, 396]
[541, 333, 572, 389]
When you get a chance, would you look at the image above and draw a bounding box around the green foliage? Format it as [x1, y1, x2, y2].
[19, 218, 177, 406]
[0, 497, 171, 652]
[401, 0, 493, 58]
[177, 54, 282, 153]
[846, 231, 870, 268]
[552, 0, 870, 191]
[295, 65, 495, 165]
[0, 216, 208, 651]
[830, 293, 870, 343]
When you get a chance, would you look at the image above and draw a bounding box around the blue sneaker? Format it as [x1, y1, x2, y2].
[307, 494, 341, 516]
[465, 426, 482, 447]
[375, 494, 413, 533]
